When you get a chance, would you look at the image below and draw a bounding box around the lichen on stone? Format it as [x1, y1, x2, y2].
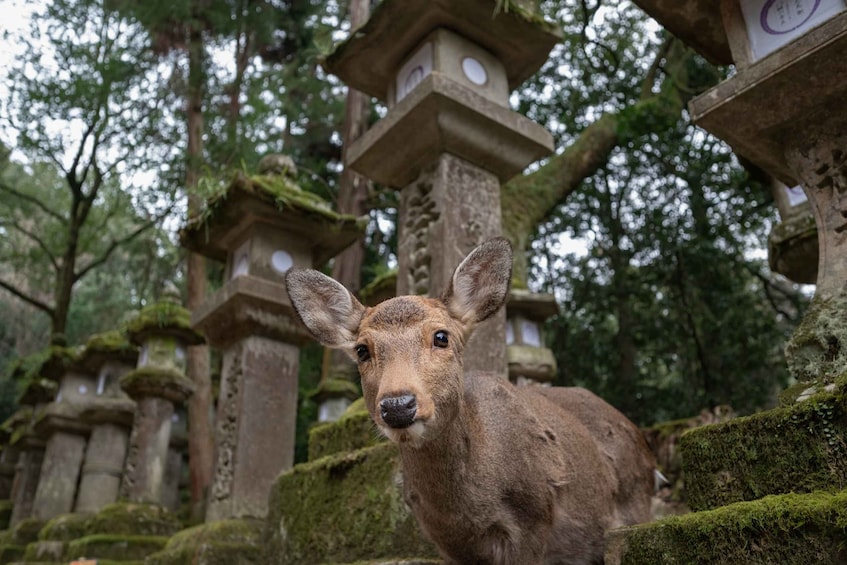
[785, 291, 847, 383]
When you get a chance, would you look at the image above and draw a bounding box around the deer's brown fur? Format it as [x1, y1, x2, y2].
[286, 238, 655, 564]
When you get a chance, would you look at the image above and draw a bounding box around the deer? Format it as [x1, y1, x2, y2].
[285, 237, 656, 564]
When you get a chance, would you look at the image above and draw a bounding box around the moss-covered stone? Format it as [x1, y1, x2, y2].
[83, 502, 182, 537]
[124, 300, 203, 347]
[0, 543, 25, 563]
[310, 378, 361, 405]
[606, 490, 847, 564]
[680, 387, 847, 511]
[65, 533, 168, 561]
[785, 291, 847, 383]
[146, 518, 264, 565]
[78, 330, 138, 370]
[359, 271, 397, 306]
[0, 500, 12, 531]
[119, 366, 195, 403]
[307, 402, 384, 462]
[263, 443, 436, 564]
[11, 517, 46, 545]
[23, 538, 66, 562]
[38, 512, 90, 541]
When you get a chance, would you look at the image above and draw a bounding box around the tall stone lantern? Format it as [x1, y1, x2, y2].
[120, 288, 201, 506]
[5, 372, 55, 527]
[73, 330, 138, 514]
[324, 0, 560, 377]
[30, 347, 96, 522]
[181, 161, 364, 521]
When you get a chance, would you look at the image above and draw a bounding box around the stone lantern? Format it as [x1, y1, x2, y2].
[631, 0, 847, 384]
[180, 162, 364, 522]
[506, 289, 559, 385]
[119, 288, 201, 506]
[73, 330, 138, 514]
[324, 0, 560, 377]
[31, 347, 95, 522]
[767, 178, 817, 284]
[6, 365, 56, 527]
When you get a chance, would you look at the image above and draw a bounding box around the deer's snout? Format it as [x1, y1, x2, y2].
[379, 394, 418, 429]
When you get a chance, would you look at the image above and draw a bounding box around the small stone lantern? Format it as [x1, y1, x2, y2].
[324, 0, 560, 376]
[181, 160, 364, 521]
[506, 289, 559, 386]
[6, 365, 55, 526]
[120, 287, 201, 506]
[31, 347, 95, 522]
[632, 0, 847, 385]
[767, 178, 817, 284]
[73, 330, 138, 514]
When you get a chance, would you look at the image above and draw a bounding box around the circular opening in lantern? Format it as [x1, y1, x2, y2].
[271, 250, 294, 273]
[461, 57, 487, 86]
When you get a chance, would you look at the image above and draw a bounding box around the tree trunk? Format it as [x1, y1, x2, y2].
[185, 26, 215, 524]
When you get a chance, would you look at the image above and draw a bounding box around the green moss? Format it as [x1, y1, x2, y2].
[359, 271, 397, 306]
[66, 533, 169, 561]
[119, 366, 195, 402]
[613, 490, 847, 564]
[681, 388, 847, 511]
[124, 300, 203, 346]
[310, 378, 361, 404]
[11, 517, 46, 545]
[263, 443, 436, 564]
[307, 405, 384, 461]
[0, 543, 25, 563]
[785, 291, 847, 383]
[146, 518, 264, 565]
[83, 502, 182, 537]
[39, 512, 90, 541]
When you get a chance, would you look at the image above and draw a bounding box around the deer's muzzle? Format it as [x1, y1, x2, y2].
[380, 394, 418, 429]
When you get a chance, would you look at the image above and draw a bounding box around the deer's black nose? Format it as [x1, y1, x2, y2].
[380, 394, 417, 429]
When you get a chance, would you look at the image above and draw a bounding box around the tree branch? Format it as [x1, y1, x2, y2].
[0, 180, 65, 222]
[0, 277, 54, 316]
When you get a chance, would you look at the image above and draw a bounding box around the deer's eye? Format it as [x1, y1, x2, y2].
[355, 344, 370, 362]
[433, 330, 449, 348]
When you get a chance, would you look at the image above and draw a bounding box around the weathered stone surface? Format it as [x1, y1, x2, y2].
[264, 444, 436, 564]
[680, 384, 847, 512]
[506, 344, 556, 382]
[767, 211, 818, 284]
[75, 420, 132, 513]
[605, 490, 847, 565]
[397, 153, 507, 376]
[66, 533, 168, 561]
[785, 293, 847, 384]
[206, 336, 300, 522]
[84, 502, 181, 537]
[121, 396, 176, 505]
[31, 429, 87, 521]
[9, 437, 44, 527]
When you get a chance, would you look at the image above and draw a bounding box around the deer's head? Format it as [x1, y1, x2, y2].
[285, 238, 512, 447]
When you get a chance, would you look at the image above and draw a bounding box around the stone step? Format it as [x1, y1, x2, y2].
[307, 398, 385, 462]
[605, 489, 847, 564]
[144, 517, 264, 565]
[266, 443, 436, 564]
[680, 384, 847, 511]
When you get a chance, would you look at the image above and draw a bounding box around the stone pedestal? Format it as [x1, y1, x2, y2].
[75, 399, 135, 513]
[31, 404, 90, 521]
[181, 163, 364, 522]
[9, 433, 44, 527]
[324, 0, 559, 377]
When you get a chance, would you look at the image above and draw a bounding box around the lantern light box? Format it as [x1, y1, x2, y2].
[740, 0, 846, 60]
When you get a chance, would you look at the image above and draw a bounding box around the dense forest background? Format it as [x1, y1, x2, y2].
[0, 0, 809, 447]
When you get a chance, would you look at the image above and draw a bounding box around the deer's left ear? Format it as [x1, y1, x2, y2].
[286, 269, 365, 349]
[442, 237, 512, 327]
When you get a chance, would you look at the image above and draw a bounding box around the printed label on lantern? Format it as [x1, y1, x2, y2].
[739, 0, 845, 60]
[785, 184, 808, 207]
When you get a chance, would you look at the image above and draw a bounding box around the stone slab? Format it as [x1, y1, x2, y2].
[688, 12, 847, 187]
[144, 518, 264, 565]
[680, 384, 847, 512]
[605, 490, 847, 564]
[307, 404, 384, 462]
[346, 73, 553, 187]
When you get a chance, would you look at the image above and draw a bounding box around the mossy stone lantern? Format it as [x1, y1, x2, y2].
[120, 288, 201, 506]
[6, 356, 56, 526]
[73, 330, 138, 514]
[506, 289, 559, 385]
[324, 0, 560, 377]
[181, 162, 364, 522]
[31, 346, 95, 522]
[632, 0, 847, 386]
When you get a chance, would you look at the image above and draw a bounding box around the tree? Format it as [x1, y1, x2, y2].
[0, 0, 178, 342]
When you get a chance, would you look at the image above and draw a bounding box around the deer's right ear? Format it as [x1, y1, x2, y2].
[285, 269, 365, 349]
